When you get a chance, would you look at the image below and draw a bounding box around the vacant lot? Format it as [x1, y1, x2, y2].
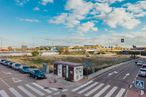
[8, 55, 131, 71]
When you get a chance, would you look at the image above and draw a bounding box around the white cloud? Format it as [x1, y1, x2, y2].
[104, 8, 140, 29]
[15, 0, 29, 6]
[77, 22, 98, 33]
[41, 0, 54, 6]
[19, 18, 40, 23]
[33, 7, 40, 11]
[95, 0, 124, 4]
[142, 25, 146, 31]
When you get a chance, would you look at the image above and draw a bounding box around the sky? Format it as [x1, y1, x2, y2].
[0, 0, 146, 47]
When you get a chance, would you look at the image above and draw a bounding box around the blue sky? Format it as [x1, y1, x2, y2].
[0, 0, 146, 47]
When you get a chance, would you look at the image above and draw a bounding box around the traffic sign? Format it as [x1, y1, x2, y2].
[134, 80, 144, 89]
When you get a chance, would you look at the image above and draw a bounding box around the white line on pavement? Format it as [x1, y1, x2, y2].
[0, 78, 10, 88]
[32, 83, 52, 94]
[0, 90, 10, 97]
[84, 83, 104, 97]
[78, 82, 98, 94]
[115, 88, 126, 97]
[26, 84, 45, 96]
[72, 80, 93, 92]
[104, 86, 118, 97]
[9, 88, 23, 97]
[93, 85, 111, 97]
[18, 86, 36, 97]
[49, 87, 58, 91]
[123, 73, 130, 79]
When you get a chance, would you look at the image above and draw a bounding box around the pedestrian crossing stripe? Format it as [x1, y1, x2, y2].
[72, 81, 126, 97]
[0, 83, 60, 97]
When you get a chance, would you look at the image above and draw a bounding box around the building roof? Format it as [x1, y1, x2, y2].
[54, 61, 83, 67]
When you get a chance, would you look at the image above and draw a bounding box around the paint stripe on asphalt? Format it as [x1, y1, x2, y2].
[0, 90, 9, 97]
[115, 88, 126, 97]
[72, 80, 93, 92]
[32, 83, 52, 94]
[78, 82, 98, 94]
[18, 86, 36, 97]
[93, 85, 111, 97]
[104, 86, 118, 97]
[84, 83, 104, 97]
[9, 88, 23, 97]
[26, 84, 45, 96]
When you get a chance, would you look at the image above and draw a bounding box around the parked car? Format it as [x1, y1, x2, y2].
[12, 63, 21, 70]
[7, 62, 15, 68]
[0, 59, 6, 65]
[138, 68, 146, 77]
[3, 60, 11, 66]
[29, 69, 46, 79]
[135, 60, 143, 66]
[142, 64, 146, 68]
[19, 65, 30, 73]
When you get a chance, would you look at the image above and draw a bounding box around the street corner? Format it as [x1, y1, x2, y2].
[125, 90, 146, 97]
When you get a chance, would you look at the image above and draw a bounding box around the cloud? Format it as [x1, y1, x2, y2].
[77, 22, 98, 33]
[41, 0, 54, 6]
[15, 0, 29, 6]
[104, 8, 141, 29]
[33, 7, 40, 11]
[19, 18, 40, 23]
[49, 0, 145, 33]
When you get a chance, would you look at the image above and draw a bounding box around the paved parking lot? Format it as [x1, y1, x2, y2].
[0, 64, 62, 97]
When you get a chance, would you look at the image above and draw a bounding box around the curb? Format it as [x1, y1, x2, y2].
[87, 59, 138, 79]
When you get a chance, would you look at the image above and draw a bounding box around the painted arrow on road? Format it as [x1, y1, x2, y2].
[123, 73, 130, 79]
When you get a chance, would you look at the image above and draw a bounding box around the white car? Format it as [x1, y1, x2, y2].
[12, 63, 21, 70]
[138, 68, 146, 77]
[135, 61, 143, 66]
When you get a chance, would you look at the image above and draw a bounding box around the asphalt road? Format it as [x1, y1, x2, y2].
[0, 58, 146, 97]
[56, 58, 146, 97]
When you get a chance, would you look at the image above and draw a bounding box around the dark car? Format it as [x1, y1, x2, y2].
[3, 60, 11, 66]
[135, 60, 143, 66]
[19, 65, 30, 73]
[29, 69, 46, 79]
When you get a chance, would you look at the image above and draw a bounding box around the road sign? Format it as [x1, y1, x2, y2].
[134, 80, 144, 89]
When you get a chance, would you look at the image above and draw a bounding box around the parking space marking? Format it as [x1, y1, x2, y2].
[32, 83, 52, 94]
[12, 77, 22, 83]
[49, 87, 58, 91]
[9, 88, 23, 97]
[26, 84, 45, 96]
[18, 86, 36, 97]
[0, 90, 10, 97]
[0, 78, 10, 88]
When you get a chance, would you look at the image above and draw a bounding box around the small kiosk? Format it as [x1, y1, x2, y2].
[54, 61, 83, 81]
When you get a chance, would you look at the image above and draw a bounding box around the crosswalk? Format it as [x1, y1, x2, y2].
[0, 83, 60, 97]
[72, 80, 126, 97]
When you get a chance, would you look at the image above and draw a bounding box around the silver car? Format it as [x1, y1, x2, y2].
[135, 61, 143, 66]
[138, 68, 146, 77]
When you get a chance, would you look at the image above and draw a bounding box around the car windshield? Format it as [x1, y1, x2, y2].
[15, 64, 21, 67]
[23, 66, 29, 70]
[140, 68, 146, 71]
[34, 70, 43, 74]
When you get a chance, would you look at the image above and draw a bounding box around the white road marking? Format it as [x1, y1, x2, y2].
[18, 86, 36, 97]
[49, 87, 58, 91]
[72, 80, 93, 92]
[26, 84, 45, 96]
[78, 82, 98, 94]
[9, 88, 23, 97]
[46, 95, 52, 97]
[62, 89, 68, 92]
[0, 90, 9, 97]
[104, 86, 118, 97]
[115, 88, 126, 97]
[93, 85, 110, 97]
[123, 73, 130, 79]
[54, 92, 60, 95]
[0, 78, 10, 88]
[12, 77, 22, 83]
[108, 71, 118, 76]
[84, 83, 104, 96]
[32, 83, 52, 94]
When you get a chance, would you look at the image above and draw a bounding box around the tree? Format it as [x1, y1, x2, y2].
[31, 51, 40, 56]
